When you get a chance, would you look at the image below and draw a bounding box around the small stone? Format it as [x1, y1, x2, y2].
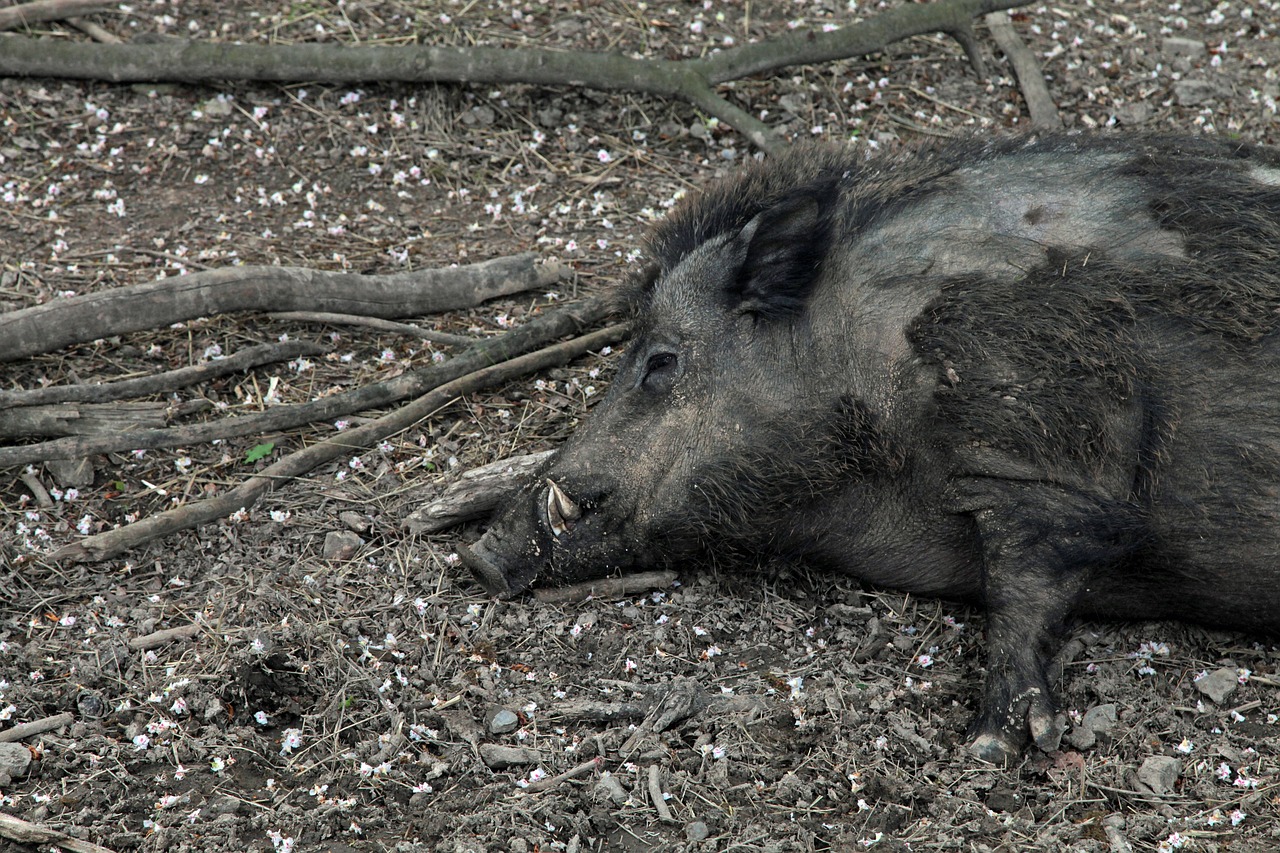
[1174, 79, 1226, 107]
[1195, 667, 1240, 703]
[338, 511, 369, 533]
[487, 708, 519, 735]
[1137, 755, 1180, 795]
[0, 742, 32, 783]
[76, 690, 108, 720]
[322, 530, 363, 561]
[46, 458, 94, 488]
[478, 744, 539, 769]
[1112, 102, 1151, 126]
[1068, 703, 1119, 749]
[594, 771, 628, 805]
[686, 820, 710, 843]
[1161, 37, 1206, 60]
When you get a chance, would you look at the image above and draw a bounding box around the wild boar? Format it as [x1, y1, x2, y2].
[461, 134, 1280, 763]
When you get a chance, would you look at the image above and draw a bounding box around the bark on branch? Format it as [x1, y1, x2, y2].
[0, 0, 110, 31]
[0, 253, 563, 363]
[46, 320, 626, 564]
[0, 0, 1032, 153]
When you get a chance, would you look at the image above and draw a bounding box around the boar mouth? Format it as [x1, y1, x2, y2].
[460, 479, 587, 599]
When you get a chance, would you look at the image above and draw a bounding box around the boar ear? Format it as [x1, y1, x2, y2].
[730, 194, 825, 318]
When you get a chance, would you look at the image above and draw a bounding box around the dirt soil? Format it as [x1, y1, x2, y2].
[2, 2, 1280, 851]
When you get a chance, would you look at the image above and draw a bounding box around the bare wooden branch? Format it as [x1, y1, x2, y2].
[0, 0, 109, 32]
[66, 15, 120, 43]
[0, 296, 612, 467]
[533, 570, 680, 605]
[517, 757, 602, 794]
[0, 813, 117, 853]
[984, 11, 1062, 130]
[0, 712, 74, 742]
[127, 623, 201, 650]
[46, 322, 626, 563]
[648, 765, 676, 822]
[18, 468, 53, 507]
[266, 312, 475, 347]
[0, 401, 169, 439]
[404, 450, 554, 535]
[0, 0, 1031, 152]
[0, 253, 562, 363]
[0, 341, 326, 408]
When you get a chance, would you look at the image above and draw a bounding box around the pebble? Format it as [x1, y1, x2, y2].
[0, 742, 32, 784]
[322, 530, 363, 561]
[479, 744, 539, 769]
[686, 820, 710, 843]
[594, 771, 628, 805]
[1067, 703, 1118, 750]
[1194, 667, 1240, 704]
[1137, 756, 1180, 795]
[488, 708, 519, 735]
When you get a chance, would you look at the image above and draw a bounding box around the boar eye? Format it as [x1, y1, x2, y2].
[642, 352, 678, 391]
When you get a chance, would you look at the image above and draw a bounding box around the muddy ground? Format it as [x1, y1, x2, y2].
[2, 1, 1279, 851]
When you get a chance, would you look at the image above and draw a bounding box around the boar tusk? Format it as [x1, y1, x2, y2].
[545, 478, 582, 536]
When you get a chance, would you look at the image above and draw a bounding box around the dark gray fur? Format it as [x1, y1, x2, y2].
[462, 134, 1280, 763]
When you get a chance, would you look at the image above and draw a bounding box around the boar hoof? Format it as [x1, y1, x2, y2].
[967, 732, 1022, 765]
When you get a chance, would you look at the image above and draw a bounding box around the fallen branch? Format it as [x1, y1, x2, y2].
[0, 0, 1032, 153]
[0, 813, 116, 853]
[984, 11, 1062, 130]
[0, 712, 74, 743]
[44, 322, 627, 563]
[127, 623, 201, 651]
[517, 757, 602, 794]
[0, 252, 562, 363]
[0, 295, 611, 467]
[0, 401, 169, 440]
[0, 0, 109, 31]
[648, 765, 676, 822]
[404, 450, 554, 535]
[0, 340, 326, 408]
[266, 312, 475, 348]
[533, 570, 679, 605]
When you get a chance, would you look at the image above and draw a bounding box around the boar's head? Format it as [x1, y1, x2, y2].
[462, 152, 904, 598]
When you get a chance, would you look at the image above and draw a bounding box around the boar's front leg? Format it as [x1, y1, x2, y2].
[961, 480, 1141, 764]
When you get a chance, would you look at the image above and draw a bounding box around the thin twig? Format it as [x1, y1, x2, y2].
[648, 764, 676, 822]
[517, 757, 602, 794]
[0, 341, 326, 407]
[0, 0, 110, 31]
[0, 712, 74, 743]
[267, 311, 475, 347]
[533, 570, 679, 605]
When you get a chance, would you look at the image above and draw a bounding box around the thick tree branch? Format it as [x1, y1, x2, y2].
[0, 253, 562, 363]
[0, 295, 614, 467]
[984, 11, 1062, 130]
[46, 322, 627, 564]
[0, 0, 1031, 152]
[0, 0, 109, 32]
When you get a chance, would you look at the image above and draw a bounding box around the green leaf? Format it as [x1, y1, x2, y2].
[244, 442, 275, 463]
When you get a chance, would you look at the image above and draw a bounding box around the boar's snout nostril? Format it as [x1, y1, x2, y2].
[545, 478, 582, 537]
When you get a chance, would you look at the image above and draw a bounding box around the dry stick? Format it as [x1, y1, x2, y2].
[0, 296, 611, 467]
[0, 401, 169, 439]
[647, 765, 676, 822]
[404, 450, 554, 535]
[0, 0, 1032, 154]
[0, 814, 117, 853]
[66, 15, 120, 43]
[267, 311, 475, 347]
[0, 340, 326, 408]
[127, 623, 200, 650]
[983, 11, 1063, 131]
[0, 0, 109, 31]
[46, 323, 627, 564]
[517, 757, 602, 794]
[533, 570, 680, 605]
[0, 712, 74, 743]
[0, 252, 560, 363]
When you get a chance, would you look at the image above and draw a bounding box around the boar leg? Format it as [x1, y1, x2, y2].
[961, 480, 1139, 764]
